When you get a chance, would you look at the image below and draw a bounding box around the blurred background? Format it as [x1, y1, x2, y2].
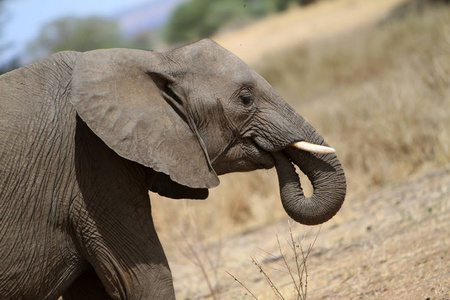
[1, 0, 318, 73]
[1, 0, 449, 297]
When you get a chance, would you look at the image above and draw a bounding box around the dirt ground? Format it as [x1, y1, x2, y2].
[169, 169, 449, 299]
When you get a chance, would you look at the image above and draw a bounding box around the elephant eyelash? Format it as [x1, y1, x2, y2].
[237, 87, 254, 107]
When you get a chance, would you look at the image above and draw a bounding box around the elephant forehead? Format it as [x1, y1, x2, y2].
[204, 60, 255, 85]
[181, 40, 256, 84]
[213, 51, 253, 80]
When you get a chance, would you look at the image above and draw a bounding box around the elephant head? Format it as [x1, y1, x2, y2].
[71, 39, 346, 225]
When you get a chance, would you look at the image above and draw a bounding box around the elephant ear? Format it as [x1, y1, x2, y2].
[70, 48, 219, 189]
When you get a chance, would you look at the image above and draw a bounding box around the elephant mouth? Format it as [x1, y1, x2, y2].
[245, 140, 275, 169]
[212, 138, 275, 175]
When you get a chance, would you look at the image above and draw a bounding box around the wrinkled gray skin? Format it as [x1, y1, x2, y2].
[0, 39, 346, 299]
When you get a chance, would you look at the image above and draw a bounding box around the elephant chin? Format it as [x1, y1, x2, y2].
[272, 145, 346, 226]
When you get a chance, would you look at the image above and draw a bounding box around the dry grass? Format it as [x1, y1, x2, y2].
[226, 223, 319, 300]
[152, 3, 450, 245]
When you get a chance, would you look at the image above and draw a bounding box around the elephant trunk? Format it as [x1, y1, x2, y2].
[273, 123, 346, 225]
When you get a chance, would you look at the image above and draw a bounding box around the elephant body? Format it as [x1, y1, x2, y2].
[1, 52, 81, 298]
[0, 40, 345, 299]
[1, 52, 172, 299]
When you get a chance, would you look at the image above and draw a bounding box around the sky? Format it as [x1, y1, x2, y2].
[1, 0, 152, 64]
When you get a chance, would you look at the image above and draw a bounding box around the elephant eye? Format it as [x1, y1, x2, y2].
[239, 91, 254, 107]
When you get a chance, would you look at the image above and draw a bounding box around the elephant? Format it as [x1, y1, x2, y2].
[0, 39, 346, 299]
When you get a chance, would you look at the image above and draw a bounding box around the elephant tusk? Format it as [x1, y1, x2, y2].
[290, 141, 336, 154]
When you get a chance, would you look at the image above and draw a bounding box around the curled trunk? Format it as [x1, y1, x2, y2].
[273, 126, 346, 225]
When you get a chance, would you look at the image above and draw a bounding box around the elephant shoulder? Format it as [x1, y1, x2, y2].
[0, 51, 80, 141]
[0, 51, 79, 101]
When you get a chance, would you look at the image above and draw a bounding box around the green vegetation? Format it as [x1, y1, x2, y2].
[163, 0, 317, 44]
[0, 0, 7, 49]
[27, 16, 144, 61]
[0, 0, 18, 74]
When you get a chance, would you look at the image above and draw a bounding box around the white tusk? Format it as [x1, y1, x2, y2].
[290, 141, 336, 154]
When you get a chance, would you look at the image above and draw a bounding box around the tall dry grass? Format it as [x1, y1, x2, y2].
[152, 4, 450, 244]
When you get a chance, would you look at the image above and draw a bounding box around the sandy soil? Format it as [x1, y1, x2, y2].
[169, 169, 449, 299]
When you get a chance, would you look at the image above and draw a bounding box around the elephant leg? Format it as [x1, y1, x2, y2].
[62, 268, 112, 300]
[70, 194, 175, 299]
[90, 223, 175, 299]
